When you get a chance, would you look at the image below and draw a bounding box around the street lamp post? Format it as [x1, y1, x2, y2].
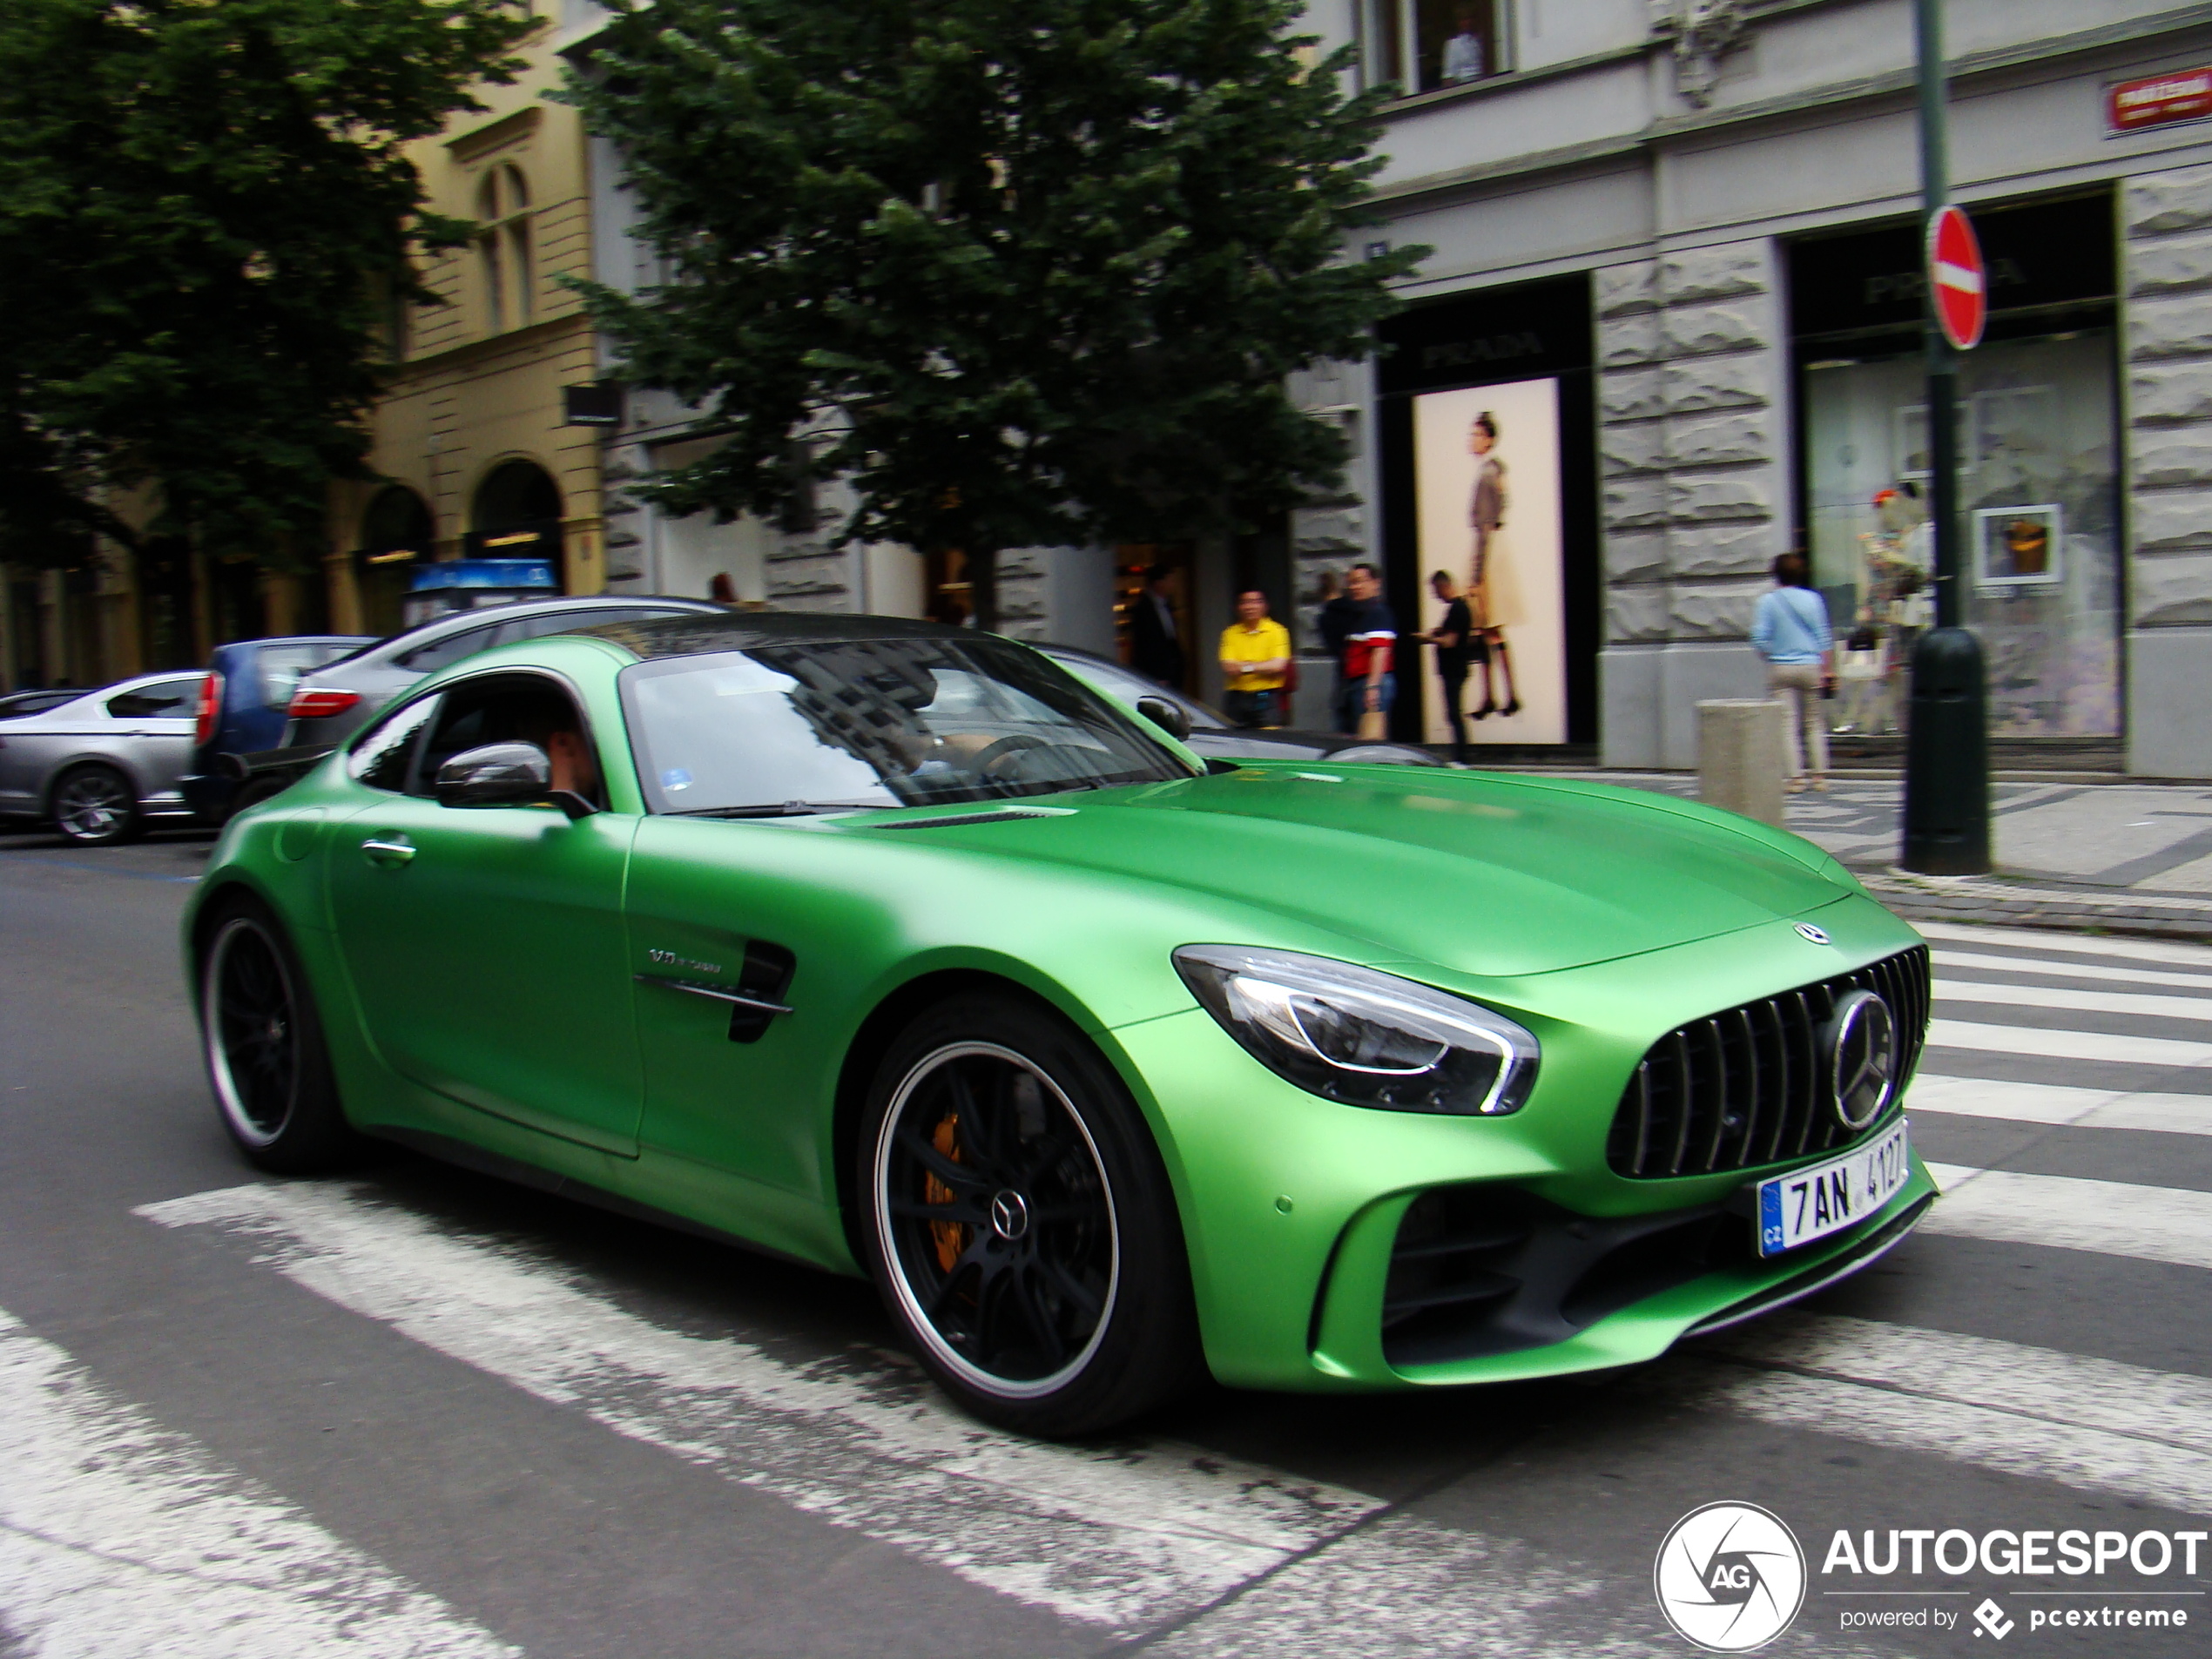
[1898, 0, 1991, 873]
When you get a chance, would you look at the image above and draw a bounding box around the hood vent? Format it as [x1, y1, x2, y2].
[867, 807, 1070, 831]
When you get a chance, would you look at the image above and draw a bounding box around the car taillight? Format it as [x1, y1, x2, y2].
[194, 673, 223, 746]
[287, 688, 361, 720]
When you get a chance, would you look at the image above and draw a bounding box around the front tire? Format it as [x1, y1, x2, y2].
[198, 895, 361, 1172]
[859, 993, 1201, 1437]
[51, 764, 142, 846]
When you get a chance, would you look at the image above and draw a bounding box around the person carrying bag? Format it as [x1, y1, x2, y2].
[1750, 552, 1835, 794]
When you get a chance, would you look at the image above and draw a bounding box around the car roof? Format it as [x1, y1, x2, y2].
[577, 610, 979, 661]
[334, 595, 725, 665]
[211, 634, 376, 664]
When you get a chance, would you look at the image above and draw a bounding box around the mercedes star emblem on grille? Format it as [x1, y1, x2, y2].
[1824, 989, 1898, 1130]
[1793, 922, 1831, 945]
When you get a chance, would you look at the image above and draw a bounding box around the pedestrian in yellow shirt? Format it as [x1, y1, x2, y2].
[1217, 590, 1292, 728]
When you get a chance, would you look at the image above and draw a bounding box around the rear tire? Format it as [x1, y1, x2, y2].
[858, 992, 1202, 1437]
[51, 764, 142, 846]
[197, 894, 362, 1173]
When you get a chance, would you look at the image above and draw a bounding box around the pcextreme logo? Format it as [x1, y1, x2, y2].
[1654, 1502, 1808, 1651]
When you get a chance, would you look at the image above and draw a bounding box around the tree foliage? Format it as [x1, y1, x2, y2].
[0, 0, 530, 569]
[568, 0, 1424, 624]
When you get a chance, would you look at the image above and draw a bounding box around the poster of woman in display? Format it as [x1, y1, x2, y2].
[1466, 412, 1521, 718]
[1412, 377, 1565, 746]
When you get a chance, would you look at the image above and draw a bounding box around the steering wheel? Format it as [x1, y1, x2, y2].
[968, 733, 1055, 776]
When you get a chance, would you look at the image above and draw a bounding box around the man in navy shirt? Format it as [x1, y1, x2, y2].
[1333, 563, 1396, 736]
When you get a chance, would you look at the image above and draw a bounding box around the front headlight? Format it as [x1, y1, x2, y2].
[1173, 946, 1539, 1116]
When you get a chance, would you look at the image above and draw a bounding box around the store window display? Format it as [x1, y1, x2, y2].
[1803, 331, 2119, 738]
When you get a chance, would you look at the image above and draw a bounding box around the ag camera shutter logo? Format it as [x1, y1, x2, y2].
[1655, 1502, 1807, 1651]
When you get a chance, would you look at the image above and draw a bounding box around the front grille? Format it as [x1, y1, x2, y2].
[1605, 945, 1930, 1179]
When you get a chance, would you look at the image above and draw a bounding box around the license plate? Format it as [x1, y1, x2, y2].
[1756, 1120, 1912, 1258]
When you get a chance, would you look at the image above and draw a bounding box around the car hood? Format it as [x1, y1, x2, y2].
[853, 765, 1851, 976]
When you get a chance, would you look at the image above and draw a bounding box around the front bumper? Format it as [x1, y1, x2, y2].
[1105, 890, 1932, 1392]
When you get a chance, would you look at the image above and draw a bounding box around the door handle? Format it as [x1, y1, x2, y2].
[359, 836, 415, 866]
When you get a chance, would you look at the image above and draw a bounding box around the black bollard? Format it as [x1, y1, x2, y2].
[1899, 625, 1990, 873]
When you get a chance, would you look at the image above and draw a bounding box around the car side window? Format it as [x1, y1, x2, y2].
[411, 674, 603, 807]
[395, 623, 499, 675]
[105, 678, 202, 719]
[491, 607, 643, 647]
[347, 695, 442, 792]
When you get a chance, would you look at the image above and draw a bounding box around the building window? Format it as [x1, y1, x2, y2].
[476, 165, 533, 334]
[1367, 0, 1507, 97]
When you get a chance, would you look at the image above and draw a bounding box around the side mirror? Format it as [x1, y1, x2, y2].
[1136, 696, 1191, 743]
[433, 742, 553, 810]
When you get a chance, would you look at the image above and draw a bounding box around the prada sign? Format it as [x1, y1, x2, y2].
[1377, 274, 1593, 396]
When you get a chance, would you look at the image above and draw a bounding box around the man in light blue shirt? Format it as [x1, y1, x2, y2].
[1750, 553, 1835, 792]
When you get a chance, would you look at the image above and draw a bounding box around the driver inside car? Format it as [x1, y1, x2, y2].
[509, 694, 602, 805]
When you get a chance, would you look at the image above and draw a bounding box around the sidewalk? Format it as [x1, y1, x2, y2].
[1507, 771, 2212, 940]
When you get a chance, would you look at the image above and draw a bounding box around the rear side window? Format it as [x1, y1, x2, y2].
[395, 623, 499, 674]
[346, 696, 441, 792]
[256, 643, 361, 711]
[492, 608, 635, 646]
[106, 679, 201, 719]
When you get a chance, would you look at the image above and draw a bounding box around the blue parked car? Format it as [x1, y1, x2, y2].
[180, 635, 376, 824]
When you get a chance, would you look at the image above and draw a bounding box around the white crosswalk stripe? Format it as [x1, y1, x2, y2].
[1905, 1075, 2212, 1136]
[25, 921, 2209, 1656]
[1932, 977, 2212, 1022]
[1689, 1315, 2212, 1516]
[1920, 1162, 2212, 1272]
[0, 1308, 516, 1659]
[141, 1181, 1634, 1642]
[1914, 920, 2212, 968]
[1933, 948, 2212, 992]
[1925, 1016, 2212, 1069]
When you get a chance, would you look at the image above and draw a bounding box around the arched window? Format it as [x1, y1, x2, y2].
[471, 459, 561, 534]
[475, 165, 533, 334]
[357, 485, 435, 635]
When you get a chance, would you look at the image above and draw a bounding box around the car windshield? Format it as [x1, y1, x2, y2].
[621, 635, 1196, 815]
[1049, 652, 1228, 732]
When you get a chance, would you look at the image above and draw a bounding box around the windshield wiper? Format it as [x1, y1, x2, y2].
[671, 800, 893, 819]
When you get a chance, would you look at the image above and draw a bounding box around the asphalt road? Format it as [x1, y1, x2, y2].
[3, 825, 2209, 1657]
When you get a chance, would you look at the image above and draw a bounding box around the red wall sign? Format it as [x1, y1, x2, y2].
[1926, 206, 1986, 352]
[2110, 68, 2212, 133]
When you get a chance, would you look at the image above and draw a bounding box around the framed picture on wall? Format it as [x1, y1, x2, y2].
[1973, 503, 2063, 587]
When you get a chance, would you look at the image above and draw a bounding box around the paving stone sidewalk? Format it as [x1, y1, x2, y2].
[1527, 772, 2212, 939]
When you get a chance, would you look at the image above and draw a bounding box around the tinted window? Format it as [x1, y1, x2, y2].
[1049, 654, 1226, 731]
[347, 695, 441, 792]
[415, 675, 602, 806]
[0, 691, 76, 718]
[621, 635, 1191, 817]
[105, 678, 201, 719]
[395, 623, 500, 674]
[256, 644, 362, 711]
[493, 607, 641, 647]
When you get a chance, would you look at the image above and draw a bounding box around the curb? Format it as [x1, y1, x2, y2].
[1861, 872, 2212, 941]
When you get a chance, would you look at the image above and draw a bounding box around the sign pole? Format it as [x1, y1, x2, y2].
[1899, 0, 1991, 874]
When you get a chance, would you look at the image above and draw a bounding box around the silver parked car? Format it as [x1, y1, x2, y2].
[0, 671, 206, 845]
[280, 594, 725, 751]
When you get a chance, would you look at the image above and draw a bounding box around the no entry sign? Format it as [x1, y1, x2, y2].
[1926, 204, 1986, 351]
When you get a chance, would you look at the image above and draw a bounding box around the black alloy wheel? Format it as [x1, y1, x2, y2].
[861, 995, 1200, 1436]
[51, 764, 142, 846]
[199, 896, 360, 1172]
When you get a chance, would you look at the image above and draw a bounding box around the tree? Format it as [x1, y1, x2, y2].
[0, 0, 531, 571]
[566, 0, 1424, 627]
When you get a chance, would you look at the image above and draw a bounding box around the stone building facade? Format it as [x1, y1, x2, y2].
[1296, 0, 2212, 772]
[2126, 161, 2212, 777]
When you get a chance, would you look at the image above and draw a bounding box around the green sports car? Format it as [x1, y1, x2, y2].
[185, 612, 1935, 1435]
